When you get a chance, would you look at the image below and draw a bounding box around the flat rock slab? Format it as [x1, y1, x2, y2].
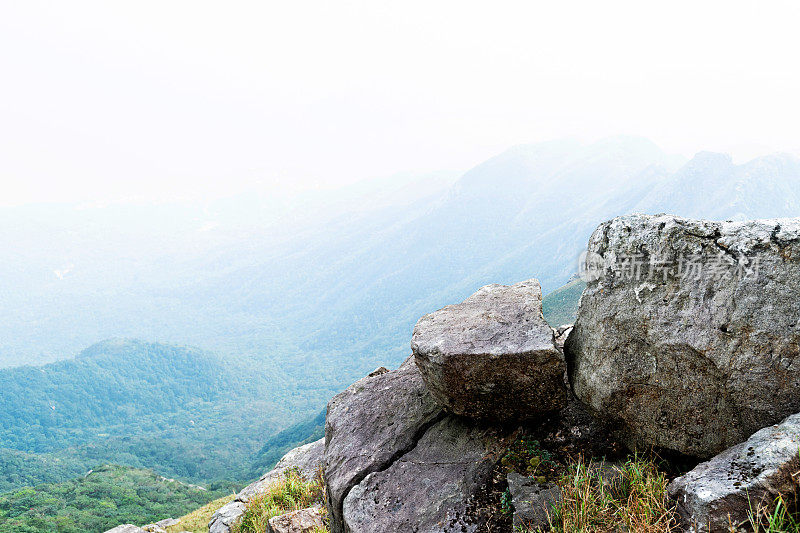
[267, 507, 326, 533]
[343, 416, 515, 533]
[507, 473, 561, 531]
[566, 214, 800, 457]
[324, 357, 443, 533]
[412, 279, 567, 421]
[105, 526, 146, 533]
[668, 412, 800, 532]
[209, 438, 324, 533]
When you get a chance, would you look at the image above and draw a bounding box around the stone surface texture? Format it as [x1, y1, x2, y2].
[668, 413, 800, 532]
[566, 214, 800, 457]
[324, 357, 443, 533]
[412, 279, 567, 421]
[267, 507, 326, 533]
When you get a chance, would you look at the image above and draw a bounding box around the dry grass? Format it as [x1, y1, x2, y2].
[748, 493, 800, 532]
[522, 456, 679, 533]
[231, 469, 326, 533]
[165, 493, 236, 533]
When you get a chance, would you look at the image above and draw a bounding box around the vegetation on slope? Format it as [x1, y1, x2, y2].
[542, 278, 584, 327]
[0, 465, 230, 533]
[0, 339, 329, 490]
[164, 494, 236, 533]
[232, 470, 326, 533]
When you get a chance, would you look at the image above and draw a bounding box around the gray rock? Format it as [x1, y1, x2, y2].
[668, 412, 800, 532]
[208, 438, 324, 533]
[104, 526, 146, 533]
[507, 473, 561, 531]
[324, 357, 443, 533]
[342, 416, 515, 533]
[412, 279, 567, 421]
[141, 526, 165, 533]
[154, 519, 180, 528]
[553, 325, 573, 352]
[267, 507, 326, 533]
[566, 214, 800, 457]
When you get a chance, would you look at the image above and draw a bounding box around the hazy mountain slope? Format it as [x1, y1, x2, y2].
[0, 340, 330, 487]
[636, 152, 800, 219]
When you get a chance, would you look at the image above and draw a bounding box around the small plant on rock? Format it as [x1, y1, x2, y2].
[501, 436, 557, 482]
[232, 469, 325, 533]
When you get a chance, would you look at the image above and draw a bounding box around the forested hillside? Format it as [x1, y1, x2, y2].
[0, 465, 231, 533]
[0, 340, 332, 491]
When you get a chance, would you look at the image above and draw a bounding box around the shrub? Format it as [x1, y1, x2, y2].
[231, 469, 325, 533]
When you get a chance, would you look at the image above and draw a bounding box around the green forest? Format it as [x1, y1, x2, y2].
[0, 465, 231, 533]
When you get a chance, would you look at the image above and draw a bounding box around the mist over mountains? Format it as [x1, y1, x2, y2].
[1, 135, 799, 499]
[2, 137, 798, 378]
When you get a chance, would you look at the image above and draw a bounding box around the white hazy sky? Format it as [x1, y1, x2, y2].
[1, 0, 799, 205]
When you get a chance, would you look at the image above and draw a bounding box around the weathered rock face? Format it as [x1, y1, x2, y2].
[668, 413, 800, 532]
[412, 279, 567, 422]
[507, 473, 561, 531]
[267, 507, 326, 533]
[105, 526, 146, 533]
[343, 416, 515, 533]
[208, 438, 324, 533]
[323, 357, 443, 533]
[566, 214, 800, 457]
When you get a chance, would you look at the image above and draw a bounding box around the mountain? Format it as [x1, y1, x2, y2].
[0, 340, 330, 490]
[1, 137, 799, 497]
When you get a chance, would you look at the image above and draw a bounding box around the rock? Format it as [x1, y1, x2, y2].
[324, 357, 443, 533]
[566, 214, 800, 457]
[507, 473, 561, 531]
[342, 416, 515, 532]
[105, 526, 146, 533]
[141, 526, 165, 533]
[667, 412, 800, 532]
[267, 507, 326, 533]
[412, 279, 568, 421]
[208, 501, 246, 533]
[237, 438, 324, 502]
[154, 518, 180, 528]
[553, 325, 573, 352]
[208, 438, 324, 533]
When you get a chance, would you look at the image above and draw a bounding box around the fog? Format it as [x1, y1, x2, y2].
[2, 0, 800, 206]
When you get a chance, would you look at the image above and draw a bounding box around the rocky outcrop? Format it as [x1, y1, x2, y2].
[343, 416, 514, 532]
[105, 526, 146, 533]
[507, 473, 561, 531]
[412, 279, 567, 421]
[208, 438, 324, 533]
[324, 357, 443, 532]
[668, 412, 800, 532]
[141, 519, 180, 532]
[267, 507, 326, 533]
[566, 214, 800, 457]
[324, 357, 517, 532]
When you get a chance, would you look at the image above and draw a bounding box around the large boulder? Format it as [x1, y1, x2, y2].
[324, 357, 443, 533]
[668, 412, 800, 532]
[105, 527, 146, 533]
[208, 438, 324, 533]
[342, 416, 515, 532]
[412, 279, 567, 421]
[566, 214, 800, 457]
